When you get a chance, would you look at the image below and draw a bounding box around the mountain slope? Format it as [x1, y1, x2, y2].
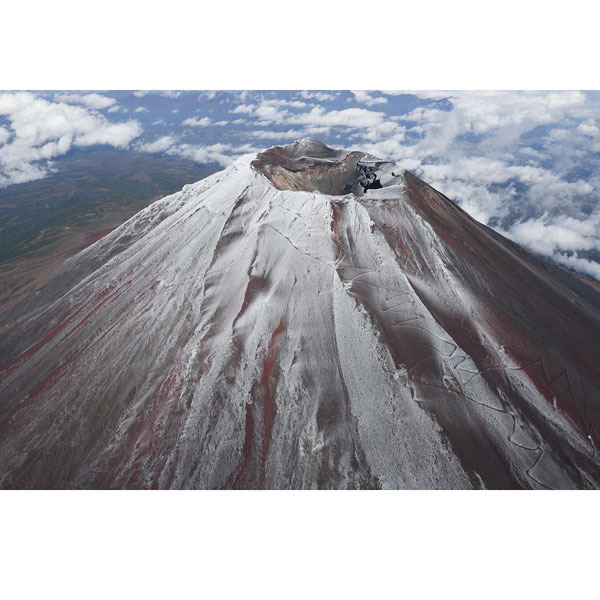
[1, 139, 600, 489]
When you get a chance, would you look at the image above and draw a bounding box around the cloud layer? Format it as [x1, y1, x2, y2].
[0, 92, 141, 186]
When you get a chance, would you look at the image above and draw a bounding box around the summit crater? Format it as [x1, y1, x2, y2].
[251, 138, 403, 196]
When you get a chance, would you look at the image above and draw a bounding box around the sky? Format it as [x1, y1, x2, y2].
[1, 90, 600, 280]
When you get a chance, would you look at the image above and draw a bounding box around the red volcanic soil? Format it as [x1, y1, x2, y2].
[0, 222, 123, 317]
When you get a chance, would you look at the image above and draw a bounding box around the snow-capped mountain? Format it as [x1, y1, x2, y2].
[1, 138, 600, 489]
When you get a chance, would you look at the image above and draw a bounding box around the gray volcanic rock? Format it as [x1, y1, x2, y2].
[1, 139, 600, 489]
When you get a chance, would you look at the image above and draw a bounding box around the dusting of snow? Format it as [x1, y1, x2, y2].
[0, 140, 599, 489]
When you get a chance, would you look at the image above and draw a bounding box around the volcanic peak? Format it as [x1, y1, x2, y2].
[251, 138, 403, 196]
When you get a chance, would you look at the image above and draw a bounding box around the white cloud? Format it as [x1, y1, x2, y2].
[299, 91, 339, 102]
[577, 119, 599, 137]
[232, 104, 256, 114]
[360, 91, 597, 207]
[286, 106, 404, 140]
[555, 254, 600, 280]
[507, 214, 600, 257]
[0, 92, 142, 186]
[167, 142, 258, 166]
[137, 135, 177, 153]
[54, 92, 117, 110]
[161, 91, 182, 99]
[418, 157, 592, 197]
[0, 126, 10, 145]
[290, 106, 381, 128]
[351, 91, 388, 106]
[250, 99, 310, 125]
[249, 129, 306, 140]
[264, 99, 307, 109]
[501, 213, 600, 280]
[227, 101, 405, 145]
[75, 122, 143, 147]
[182, 116, 211, 127]
[409, 91, 588, 142]
[133, 91, 148, 98]
[134, 106, 148, 113]
[255, 103, 288, 123]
